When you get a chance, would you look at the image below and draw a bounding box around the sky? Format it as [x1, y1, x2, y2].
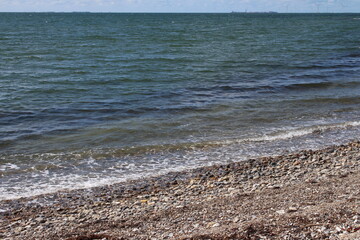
[0, 0, 359, 13]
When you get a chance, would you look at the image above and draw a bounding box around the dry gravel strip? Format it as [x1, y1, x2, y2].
[1, 141, 360, 239]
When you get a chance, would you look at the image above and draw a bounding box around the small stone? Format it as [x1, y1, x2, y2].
[288, 207, 298, 212]
[206, 222, 215, 228]
[276, 210, 286, 215]
[174, 190, 183, 196]
[14, 227, 24, 233]
[233, 217, 240, 223]
[35, 217, 46, 223]
[212, 223, 220, 228]
[306, 179, 319, 184]
[339, 231, 360, 240]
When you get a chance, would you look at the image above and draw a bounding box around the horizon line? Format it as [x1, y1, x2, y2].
[0, 11, 359, 14]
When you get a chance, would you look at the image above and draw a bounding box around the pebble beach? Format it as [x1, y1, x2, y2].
[1, 140, 360, 239]
[1, 12, 360, 240]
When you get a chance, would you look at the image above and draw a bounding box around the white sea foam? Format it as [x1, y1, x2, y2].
[0, 163, 20, 171]
[217, 120, 360, 145]
[1, 120, 360, 201]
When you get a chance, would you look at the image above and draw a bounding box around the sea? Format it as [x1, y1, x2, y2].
[1, 13, 360, 200]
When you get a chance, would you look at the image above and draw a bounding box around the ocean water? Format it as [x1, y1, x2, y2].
[1, 13, 360, 200]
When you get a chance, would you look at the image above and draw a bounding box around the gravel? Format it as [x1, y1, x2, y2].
[1, 141, 360, 239]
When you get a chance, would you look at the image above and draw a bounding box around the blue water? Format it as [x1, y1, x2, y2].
[1, 13, 360, 200]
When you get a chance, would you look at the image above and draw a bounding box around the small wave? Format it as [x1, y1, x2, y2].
[81, 35, 118, 41]
[294, 60, 359, 70]
[294, 64, 332, 70]
[218, 121, 360, 145]
[285, 82, 332, 90]
[291, 74, 327, 80]
[189, 80, 360, 96]
[0, 132, 43, 144]
[188, 85, 276, 94]
[0, 140, 13, 149]
[344, 53, 360, 58]
[218, 85, 260, 92]
[284, 81, 360, 90]
[298, 96, 360, 104]
[2, 120, 360, 163]
[125, 107, 160, 114]
[27, 55, 45, 60]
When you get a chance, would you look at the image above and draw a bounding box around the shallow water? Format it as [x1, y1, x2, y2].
[1, 13, 360, 200]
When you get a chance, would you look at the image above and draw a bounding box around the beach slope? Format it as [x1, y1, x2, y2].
[1, 141, 360, 239]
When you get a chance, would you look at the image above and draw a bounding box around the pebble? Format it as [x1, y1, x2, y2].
[212, 223, 220, 228]
[35, 217, 46, 223]
[276, 210, 286, 215]
[287, 207, 298, 212]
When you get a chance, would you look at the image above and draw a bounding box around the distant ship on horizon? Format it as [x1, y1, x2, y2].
[230, 11, 278, 14]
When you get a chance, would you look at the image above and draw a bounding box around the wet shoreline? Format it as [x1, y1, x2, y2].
[1, 140, 360, 239]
